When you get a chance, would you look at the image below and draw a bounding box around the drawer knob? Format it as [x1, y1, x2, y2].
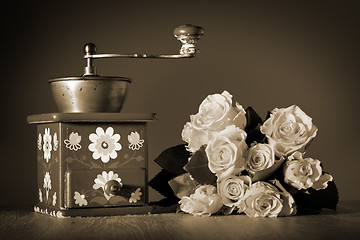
[104, 180, 123, 196]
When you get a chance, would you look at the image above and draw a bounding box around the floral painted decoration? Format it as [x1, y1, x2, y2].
[52, 192, 57, 206]
[64, 132, 82, 151]
[149, 90, 338, 218]
[128, 131, 144, 150]
[88, 127, 122, 163]
[43, 172, 52, 200]
[43, 128, 52, 163]
[53, 133, 58, 151]
[93, 171, 123, 200]
[74, 191, 88, 206]
[129, 188, 142, 203]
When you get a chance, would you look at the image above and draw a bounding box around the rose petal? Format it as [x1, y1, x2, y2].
[221, 90, 232, 100]
[312, 173, 333, 190]
[291, 105, 313, 129]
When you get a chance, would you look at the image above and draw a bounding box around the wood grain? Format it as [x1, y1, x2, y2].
[1, 201, 359, 240]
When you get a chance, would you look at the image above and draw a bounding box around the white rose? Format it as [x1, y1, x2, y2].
[179, 185, 223, 217]
[192, 90, 246, 131]
[181, 122, 211, 152]
[206, 125, 248, 180]
[182, 90, 247, 152]
[271, 179, 297, 217]
[238, 181, 283, 218]
[217, 175, 251, 207]
[245, 143, 276, 173]
[283, 151, 333, 191]
[260, 105, 318, 157]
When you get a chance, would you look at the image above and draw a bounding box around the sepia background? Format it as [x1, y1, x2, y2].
[1, 0, 359, 206]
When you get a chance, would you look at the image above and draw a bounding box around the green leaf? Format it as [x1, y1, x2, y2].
[183, 146, 217, 185]
[274, 167, 339, 214]
[245, 124, 266, 147]
[154, 144, 191, 176]
[245, 106, 263, 132]
[149, 169, 178, 198]
[244, 107, 266, 146]
[293, 180, 339, 214]
[168, 173, 197, 199]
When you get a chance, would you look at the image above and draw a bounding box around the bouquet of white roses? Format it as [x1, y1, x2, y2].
[149, 91, 338, 217]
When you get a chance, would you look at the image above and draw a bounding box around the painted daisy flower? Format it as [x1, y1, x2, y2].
[43, 128, 52, 162]
[93, 171, 123, 200]
[88, 127, 122, 163]
[64, 132, 82, 151]
[128, 131, 145, 150]
[129, 188, 142, 203]
[74, 191, 88, 206]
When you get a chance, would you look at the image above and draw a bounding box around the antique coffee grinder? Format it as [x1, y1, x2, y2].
[27, 24, 204, 217]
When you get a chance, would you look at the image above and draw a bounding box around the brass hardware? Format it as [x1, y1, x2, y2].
[104, 180, 123, 197]
[83, 24, 204, 76]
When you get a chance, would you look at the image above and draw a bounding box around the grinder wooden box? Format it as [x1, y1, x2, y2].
[27, 112, 156, 217]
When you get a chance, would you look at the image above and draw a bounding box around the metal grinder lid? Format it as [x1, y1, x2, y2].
[49, 75, 132, 83]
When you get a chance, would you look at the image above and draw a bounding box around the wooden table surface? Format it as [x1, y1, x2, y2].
[1, 201, 359, 240]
